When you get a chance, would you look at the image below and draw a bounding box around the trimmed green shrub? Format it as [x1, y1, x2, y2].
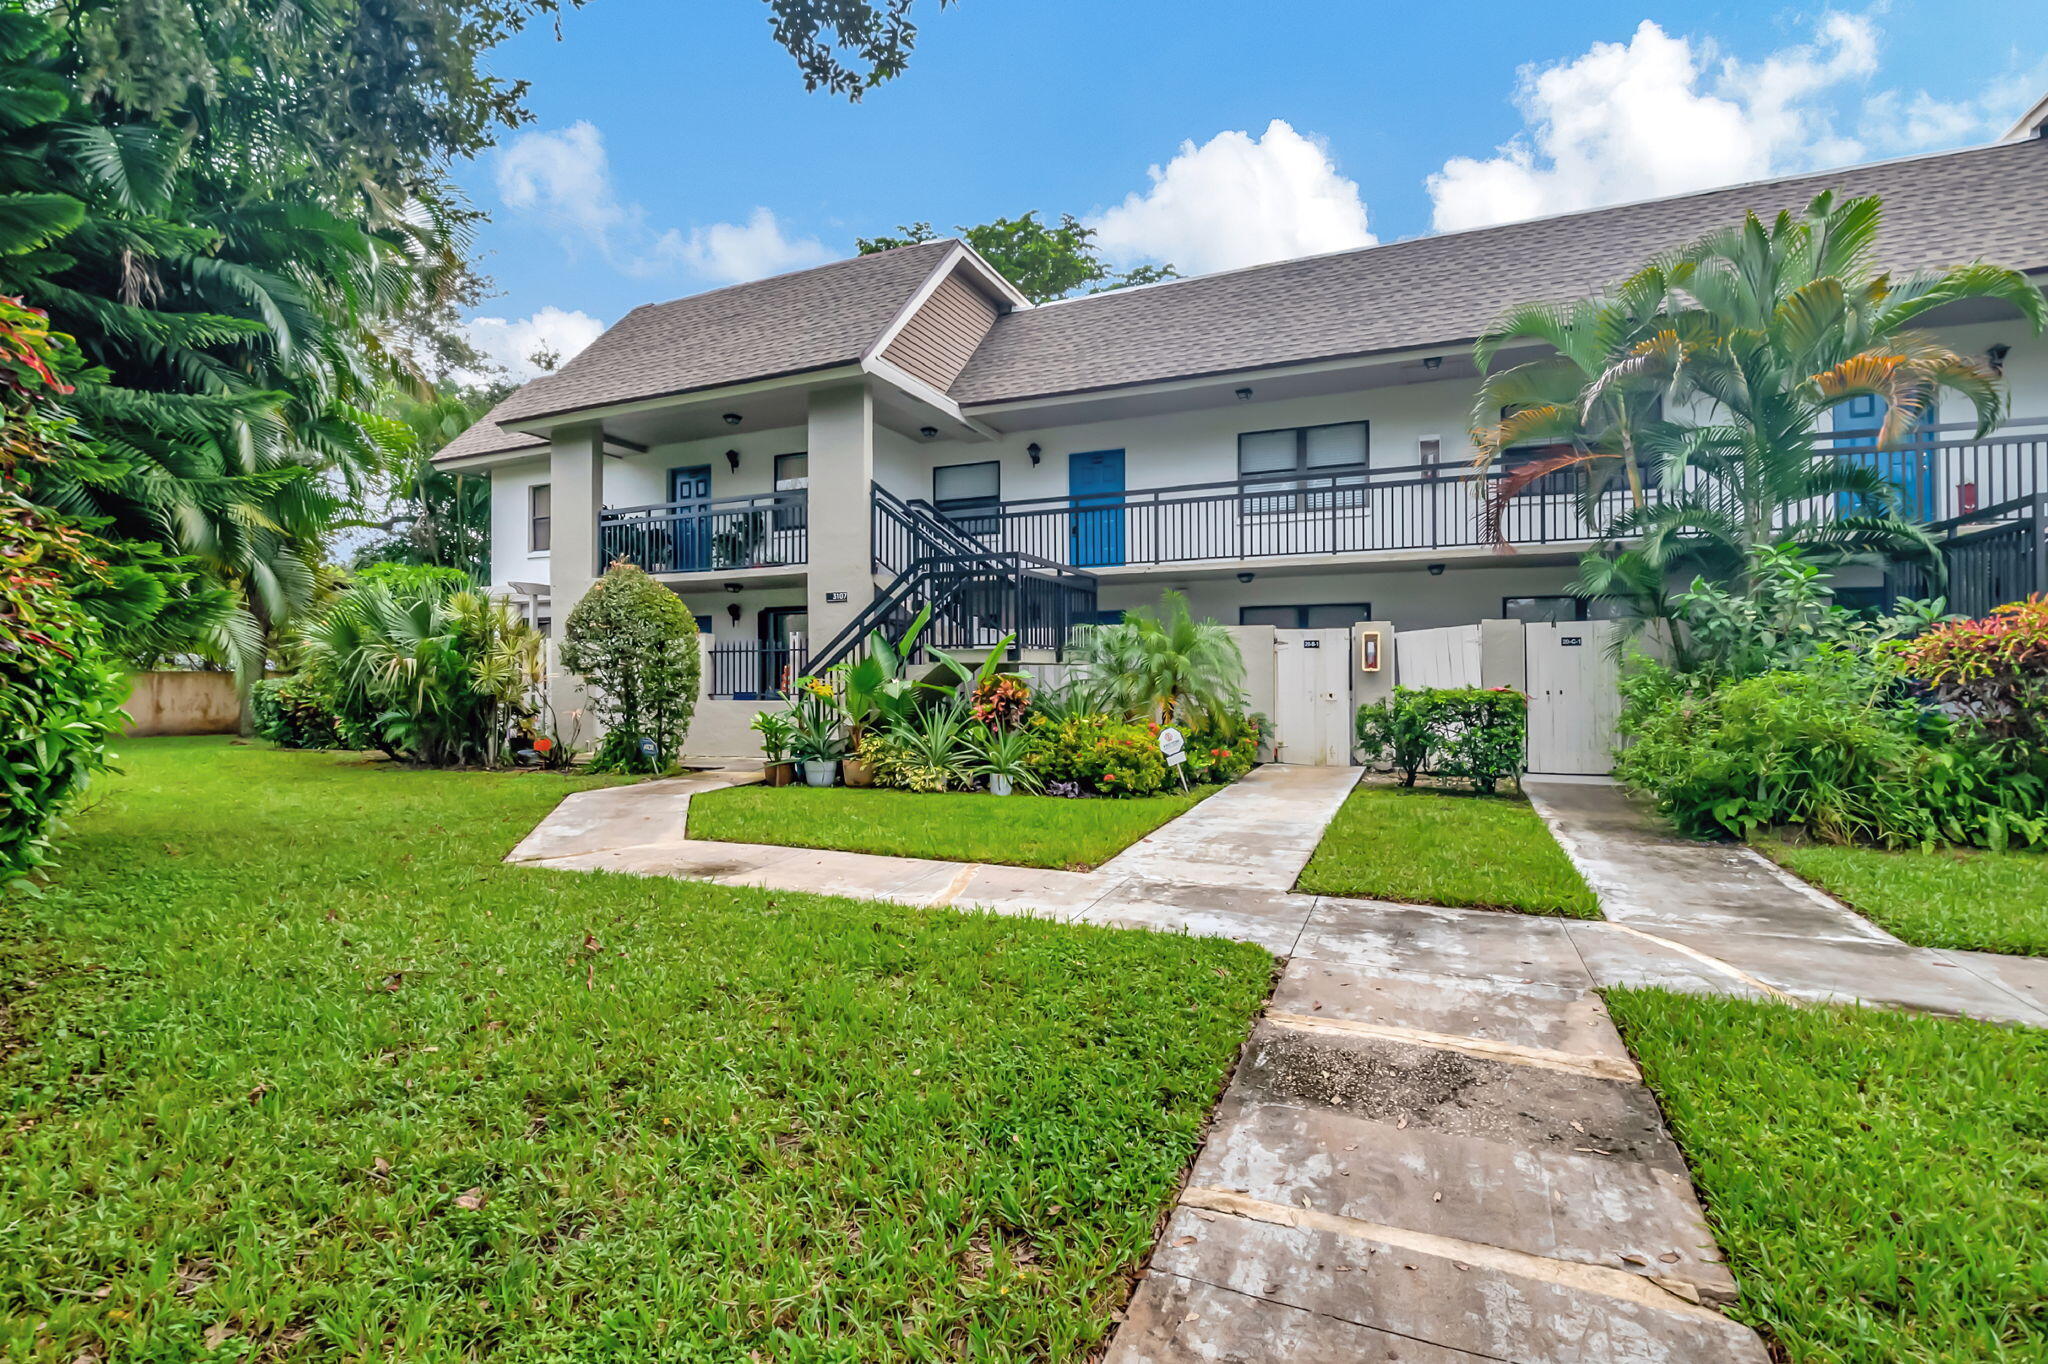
[561, 563, 702, 774]
[1, 493, 127, 890]
[250, 674, 345, 749]
[1180, 713, 1260, 785]
[1023, 714, 1170, 796]
[1355, 687, 1527, 791]
[1615, 649, 2044, 850]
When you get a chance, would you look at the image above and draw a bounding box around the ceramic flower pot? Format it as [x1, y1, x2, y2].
[843, 756, 874, 788]
[802, 759, 839, 788]
[764, 760, 796, 788]
[988, 774, 1014, 797]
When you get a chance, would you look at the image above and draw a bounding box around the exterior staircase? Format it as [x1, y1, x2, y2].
[807, 484, 1098, 674]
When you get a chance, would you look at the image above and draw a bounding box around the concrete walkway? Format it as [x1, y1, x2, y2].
[1525, 779, 2048, 1026]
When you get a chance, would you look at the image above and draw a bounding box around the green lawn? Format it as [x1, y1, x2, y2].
[1607, 989, 2048, 1362]
[1294, 783, 1600, 917]
[1758, 840, 2048, 957]
[0, 738, 1271, 1362]
[687, 783, 1219, 870]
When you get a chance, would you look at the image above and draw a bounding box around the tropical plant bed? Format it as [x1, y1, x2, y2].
[0, 737, 1272, 1361]
[1294, 782, 1600, 917]
[1607, 988, 2048, 1360]
[1755, 839, 2048, 957]
[687, 782, 1223, 870]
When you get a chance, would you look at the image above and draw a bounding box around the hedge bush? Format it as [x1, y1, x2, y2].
[1022, 714, 1171, 796]
[1, 493, 127, 890]
[1615, 647, 2044, 850]
[250, 674, 346, 750]
[1355, 687, 1527, 791]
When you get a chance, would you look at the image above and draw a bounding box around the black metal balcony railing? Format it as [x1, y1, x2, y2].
[871, 419, 2046, 573]
[598, 490, 806, 574]
[705, 642, 807, 700]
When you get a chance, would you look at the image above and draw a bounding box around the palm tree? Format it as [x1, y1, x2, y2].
[1067, 590, 1247, 729]
[1470, 257, 1688, 535]
[1472, 191, 2046, 603]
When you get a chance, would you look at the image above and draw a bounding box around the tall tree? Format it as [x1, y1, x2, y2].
[859, 213, 1175, 303]
[766, 0, 959, 100]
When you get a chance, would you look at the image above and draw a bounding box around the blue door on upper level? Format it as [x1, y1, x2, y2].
[668, 465, 712, 572]
[1068, 449, 1126, 568]
[1832, 395, 1935, 522]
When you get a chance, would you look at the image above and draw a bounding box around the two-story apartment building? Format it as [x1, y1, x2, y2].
[436, 130, 2048, 766]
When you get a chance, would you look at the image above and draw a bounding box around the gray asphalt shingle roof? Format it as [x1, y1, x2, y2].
[432, 378, 555, 464]
[949, 139, 2048, 405]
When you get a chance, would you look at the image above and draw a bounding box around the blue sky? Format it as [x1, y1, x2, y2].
[448, 1, 2047, 378]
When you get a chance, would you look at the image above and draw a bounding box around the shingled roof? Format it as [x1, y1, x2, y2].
[949, 138, 2048, 406]
[432, 378, 556, 464]
[490, 238, 958, 425]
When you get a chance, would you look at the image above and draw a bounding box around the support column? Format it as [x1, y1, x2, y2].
[804, 383, 876, 657]
[546, 422, 605, 725]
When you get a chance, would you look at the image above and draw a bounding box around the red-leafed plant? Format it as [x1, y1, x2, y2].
[1897, 597, 2048, 761]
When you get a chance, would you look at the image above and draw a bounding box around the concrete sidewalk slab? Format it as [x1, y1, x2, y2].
[1942, 949, 2048, 1016]
[1074, 880, 1316, 954]
[1272, 959, 1637, 1067]
[1190, 1096, 1737, 1301]
[1097, 762, 1360, 890]
[1127, 1204, 1771, 1364]
[1524, 780, 1895, 944]
[1296, 899, 1593, 988]
[1110, 1270, 1492, 1363]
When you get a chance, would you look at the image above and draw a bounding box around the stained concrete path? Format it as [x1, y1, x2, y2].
[1524, 778, 2048, 1026]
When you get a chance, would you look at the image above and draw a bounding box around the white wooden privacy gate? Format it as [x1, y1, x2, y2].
[1391, 620, 1625, 775]
[1524, 620, 1623, 775]
[1272, 628, 1351, 765]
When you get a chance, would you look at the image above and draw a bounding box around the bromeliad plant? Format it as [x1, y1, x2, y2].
[787, 680, 848, 765]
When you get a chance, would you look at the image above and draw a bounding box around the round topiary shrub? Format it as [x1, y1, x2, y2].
[560, 562, 702, 773]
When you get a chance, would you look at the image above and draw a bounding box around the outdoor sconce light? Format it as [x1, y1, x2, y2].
[919, 426, 938, 440]
[724, 448, 740, 471]
[723, 581, 743, 593]
[722, 412, 742, 426]
[1236, 571, 1255, 584]
[1235, 386, 1254, 401]
[725, 602, 742, 625]
[1428, 563, 1445, 576]
[1988, 343, 2010, 376]
[1422, 355, 1443, 370]
[1027, 443, 1042, 466]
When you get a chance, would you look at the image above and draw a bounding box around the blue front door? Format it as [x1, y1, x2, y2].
[1068, 449, 1125, 567]
[1832, 396, 1935, 521]
[669, 465, 712, 571]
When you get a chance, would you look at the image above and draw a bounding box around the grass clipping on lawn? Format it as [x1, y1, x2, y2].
[0, 738, 1273, 1362]
[686, 782, 1219, 871]
[1757, 839, 2048, 958]
[1295, 783, 1599, 917]
[1608, 988, 2048, 1361]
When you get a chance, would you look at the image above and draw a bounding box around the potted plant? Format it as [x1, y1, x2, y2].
[966, 724, 1041, 796]
[750, 709, 796, 787]
[790, 684, 846, 787]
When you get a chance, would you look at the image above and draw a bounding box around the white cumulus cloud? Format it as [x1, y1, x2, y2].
[1088, 120, 1376, 276]
[1427, 15, 1881, 233]
[496, 121, 829, 283]
[458, 306, 607, 385]
[656, 207, 834, 285]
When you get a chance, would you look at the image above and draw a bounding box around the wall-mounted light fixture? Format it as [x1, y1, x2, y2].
[1427, 563, 1446, 576]
[1234, 386, 1254, 401]
[722, 412, 742, 427]
[723, 581, 744, 594]
[725, 602, 743, 625]
[724, 448, 740, 471]
[1422, 356, 1443, 370]
[1988, 343, 2011, 376]
[1027, 442, 1042, 466]
[919, 426, 938, 440]
[1236, 571, 1255, 584]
